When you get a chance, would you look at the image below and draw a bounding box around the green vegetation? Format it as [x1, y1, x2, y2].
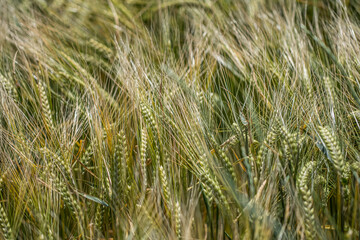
[1, 0, 360, 239]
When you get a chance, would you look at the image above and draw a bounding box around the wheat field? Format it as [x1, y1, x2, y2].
[0, 0, 360, 239]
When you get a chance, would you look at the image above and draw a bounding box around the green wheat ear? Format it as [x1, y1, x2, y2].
[112, 130, 128, 203]
[257, 122, 279, 183]
[257, 122, 279, 164]
[324, 77, 336, 108]
[298, 161, 317, 240]
[279, 125, 301, 174]
[140, 102, 161, 174]
[304, 73, 313, 100]
[0, 177, 12, 240]
[140, 129, 148, 192]
[80, 140, 94, 175]
[41, 148, 72, 179]
[95, 187, 105, 236]
[351, 162, 360, 173]
[314, 175, 331, 207]
[0, 73, 17, 102]
[198, 153, 230, 212]
[220, 135, 238, 152]
[210, 135, 236, 181]
[88, 39, 113, 58]
[0, 202, 13, 240]
[120, 130, 129, 190]
[140, 102, 158, 139]
[318, 126, 346, 178]
[48, 163, 85, 236]
[37, 81, 54, 133]
[159, 165, 171, 209]
[175, 201, 181, 239]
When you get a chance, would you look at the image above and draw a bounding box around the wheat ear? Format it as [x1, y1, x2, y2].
[80, 141, 94, 175]
[0, 73, 17, 102]
[210, 136, 236, 180]
[198, 153, 230, 212]
[0, 203, 13, 240]
[298, 161, 316, 240]
[89, 39, 113, 58]
[175, 201, 181, 239]
[141, 129, 148, 192]
[318, 126, 346, 177]
[38, 81, 54, 132]
[159, 165, 171, 208]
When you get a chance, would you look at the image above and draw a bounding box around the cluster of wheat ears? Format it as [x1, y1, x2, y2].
[0, 0, 360, 239]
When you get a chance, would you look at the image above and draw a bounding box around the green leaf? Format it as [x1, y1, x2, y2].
[78, 192, 109, 207]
